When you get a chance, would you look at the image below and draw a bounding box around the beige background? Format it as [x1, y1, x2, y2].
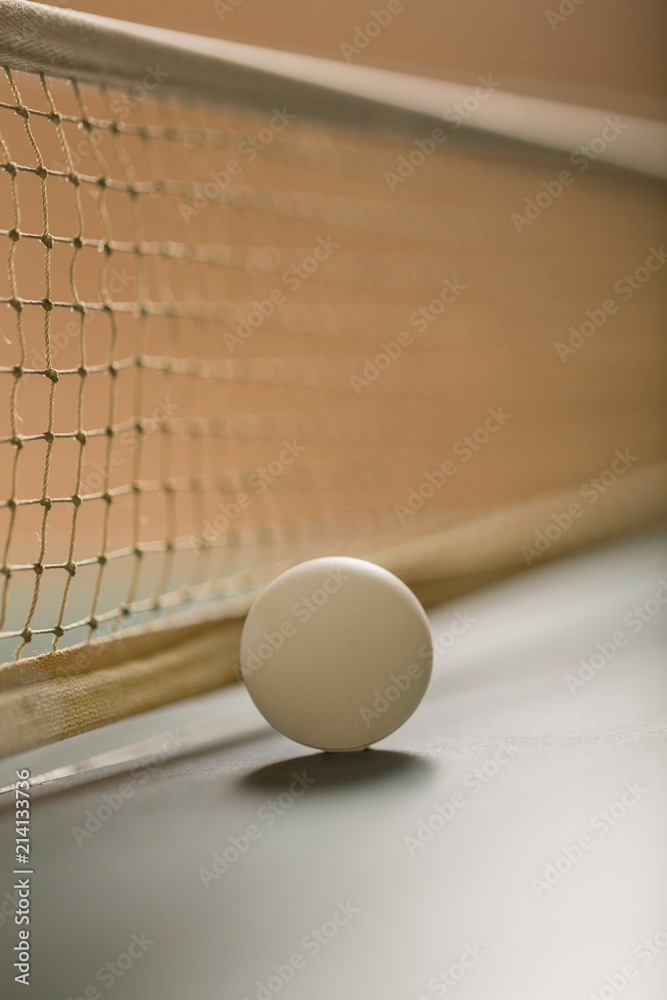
[47, 0, 667, 118]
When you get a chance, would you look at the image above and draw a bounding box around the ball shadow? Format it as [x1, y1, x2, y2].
[239, 748, 432, 794]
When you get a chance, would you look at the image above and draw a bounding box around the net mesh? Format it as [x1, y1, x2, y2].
[0, 65, 665, 662]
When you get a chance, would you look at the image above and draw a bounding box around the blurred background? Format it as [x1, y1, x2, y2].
[56, 0, 667, 117]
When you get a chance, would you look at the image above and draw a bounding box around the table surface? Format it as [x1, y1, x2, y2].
[0, 530, 665, 1000]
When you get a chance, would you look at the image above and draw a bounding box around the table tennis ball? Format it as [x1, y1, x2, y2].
[240, 557, 433, 751]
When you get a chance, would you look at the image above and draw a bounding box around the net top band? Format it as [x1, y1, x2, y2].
[0, 0, 665, 178]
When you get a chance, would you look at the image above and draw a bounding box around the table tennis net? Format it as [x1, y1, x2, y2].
[0, 66, 539, 663]
[0, 2, 665, 755]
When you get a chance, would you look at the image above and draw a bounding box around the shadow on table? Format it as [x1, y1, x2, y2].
[239, 748, 433, 794]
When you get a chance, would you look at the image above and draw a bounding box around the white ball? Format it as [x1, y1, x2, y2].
[240, 557, 433, 751]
